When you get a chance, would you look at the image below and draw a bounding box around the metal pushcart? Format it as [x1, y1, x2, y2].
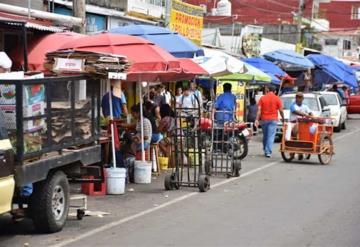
[164, 95, 210, 192]
[203, 110, 242, 178]
[280, 117, 334, 165]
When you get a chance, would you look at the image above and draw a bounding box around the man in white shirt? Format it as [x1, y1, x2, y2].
[190, 81, 202, 109]
[289, 92, 313, 136]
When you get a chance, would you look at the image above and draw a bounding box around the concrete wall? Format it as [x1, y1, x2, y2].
[86, 0, 127, 11]
[317, 33, 360, 58]
[205, 23, 298, 44]
[319, 1, 360, 29]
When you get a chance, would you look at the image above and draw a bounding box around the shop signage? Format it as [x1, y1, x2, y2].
[169, 0, 204, 45]
[216, 80, 246, 121]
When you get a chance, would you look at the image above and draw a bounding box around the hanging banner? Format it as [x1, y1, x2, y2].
[216, 80, 246, 121]
[169, 0, 204, 45]
[241, 25, 263, 58]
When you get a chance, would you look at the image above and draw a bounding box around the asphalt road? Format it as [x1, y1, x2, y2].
[1, 116, 360, 247]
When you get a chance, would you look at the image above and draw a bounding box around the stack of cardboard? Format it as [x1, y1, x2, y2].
[45, 50, 130, 76]
[51, 101, 92, 143]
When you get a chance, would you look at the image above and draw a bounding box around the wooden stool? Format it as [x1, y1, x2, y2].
[150, 143, 161, 176]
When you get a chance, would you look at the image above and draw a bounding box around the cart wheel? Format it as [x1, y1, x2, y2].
[164, 173, 178, 190]
[198, 175, 210, 192]
[77, 209, 85, 220]
[318, 136, 333, 165]
[205, 161, 212, 176]
[232, 159, 241, 177]
[281, 152, 295, 162]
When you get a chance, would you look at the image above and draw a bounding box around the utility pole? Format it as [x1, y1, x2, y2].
[297, 0, 305, 44]
[73, 0, 86, 34]
[164, 0, 171, 27]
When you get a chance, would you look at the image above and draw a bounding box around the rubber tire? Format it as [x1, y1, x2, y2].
[77, 209, 85, 220]
[237, 135, 248, 160]
[318, 136, 333, 165]
[205, 160, 212, 176]
[341, 121, 346, 130]
[334, 119, 341, 133]
[30, 171, 70, 233]
[281, 152, 295, 163]
[164, 173, 179, 190]
[232, 159, 241, 177]
[274, 135, 282, 143]
[198, 175, 210, 192]
[164, 174, 174, 190]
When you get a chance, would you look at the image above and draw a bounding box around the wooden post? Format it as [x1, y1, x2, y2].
[73, 0, 86, 34]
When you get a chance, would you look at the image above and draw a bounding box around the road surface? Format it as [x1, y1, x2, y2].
[1, 117, 360, 247]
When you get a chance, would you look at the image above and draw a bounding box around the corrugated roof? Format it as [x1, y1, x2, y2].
[0, 11, 66, 32]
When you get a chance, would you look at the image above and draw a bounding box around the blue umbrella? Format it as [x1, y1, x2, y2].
[307, 54, 358, 88]
[263, 49, 314, 71]
[109, 25, 204, 58]
[242, 57, 287, 84]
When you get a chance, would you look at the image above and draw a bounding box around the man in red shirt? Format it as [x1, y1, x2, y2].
[255, 86, 284, 157]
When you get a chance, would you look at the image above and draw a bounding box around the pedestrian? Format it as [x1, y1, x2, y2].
[143, 101, 163, 144]
[331, 84, 346, 102]
[212, 83, 237, 124]
[342, 85, 350, 103]
[190, 81, 203, 109]
[247, 97, 258, 134]
[130, 104, 152, 155]
[101, 79, 128, 119]
[154, 85, 166, 107]
[175, 87, 182, 107]
[255, 85, 284, 158]
[160, 84, 171, 105]
[177, 86, 198, 111]
[304, 69, 312, 92]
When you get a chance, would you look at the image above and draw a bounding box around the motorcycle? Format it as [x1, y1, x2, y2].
[200, 117, 251, 160]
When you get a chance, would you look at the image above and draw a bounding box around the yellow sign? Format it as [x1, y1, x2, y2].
[216, 81, 246, 121]
[169, 0, 203, 45]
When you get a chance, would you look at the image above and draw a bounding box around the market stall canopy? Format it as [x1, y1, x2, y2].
[109, 25, 204, 58]
[193, 47, 246, 77]
[242, 57, 288, 84]
[13, 32, 86, 71]
[307, 54, 358, 88]
[263, 49, 314, 71]
[59, 33, 186, 81]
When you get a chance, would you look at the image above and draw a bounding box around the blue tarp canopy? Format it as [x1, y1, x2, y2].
[242, 57, 287, 84]
[307, 54, 358, 88]
[263, 49, 314, 71]
[109, 24, 204, 58]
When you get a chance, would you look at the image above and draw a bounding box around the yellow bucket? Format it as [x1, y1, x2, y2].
[159, 157, 169, 170]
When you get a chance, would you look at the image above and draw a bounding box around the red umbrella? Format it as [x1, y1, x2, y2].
[13, 32, 86, 72]
[59, 33, 182, 81]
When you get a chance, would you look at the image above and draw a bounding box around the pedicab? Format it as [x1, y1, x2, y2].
[280, 117, 334, 165]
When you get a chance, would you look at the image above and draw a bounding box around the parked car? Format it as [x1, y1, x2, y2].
[347, 94, 360, 114]
[275, 93, 331, 141]
[319, 91, 347, 132]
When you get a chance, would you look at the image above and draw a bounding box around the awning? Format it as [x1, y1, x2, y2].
[110, 25, 204, 58]
[243, 57, 288, 84]
[307, 54, 358, 88]
[263, 49, 314, 71]
[0, 11, 65, 32]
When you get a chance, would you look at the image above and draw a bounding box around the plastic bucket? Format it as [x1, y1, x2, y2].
[106, 167, 126, 195]
[159, 157, 169, 170]
[134, 161, 152, 184]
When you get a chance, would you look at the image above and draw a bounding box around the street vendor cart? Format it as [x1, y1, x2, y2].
[0, 75, 103, 233]
[280, 117, 334, 165]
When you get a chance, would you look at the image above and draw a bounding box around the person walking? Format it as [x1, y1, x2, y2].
[255, 85, 284, 158]
[213, 83, 237, 125]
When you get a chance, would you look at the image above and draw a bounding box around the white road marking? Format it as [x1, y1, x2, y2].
[52, 127, 360, 247]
